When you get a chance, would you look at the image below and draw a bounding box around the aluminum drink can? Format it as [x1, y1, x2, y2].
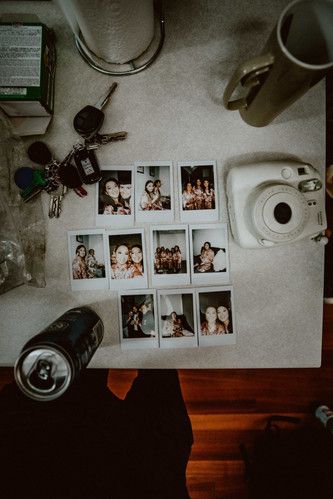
[14, 307, 104, 401]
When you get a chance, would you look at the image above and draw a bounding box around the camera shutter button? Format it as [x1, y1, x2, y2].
[281, 168, 292, 179]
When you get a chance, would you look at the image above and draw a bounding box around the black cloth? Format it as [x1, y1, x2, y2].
[0, 369, 193, 499]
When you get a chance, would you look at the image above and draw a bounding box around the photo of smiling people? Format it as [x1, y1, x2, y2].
[196, 286, 236, 347]
[135, 161, 173, 222]
[107, 229, 148, 289]
[96, 166, 134, 227]
[150, 225, 190, 287]
[158, 290, 198, 349]
[68, 229, 108, 290]
[178, 161, 218, 222]
[118, 290, 158, 349]
[190, 223, 230, 285]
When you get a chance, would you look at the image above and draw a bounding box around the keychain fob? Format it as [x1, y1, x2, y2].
[73, 106, 104, 139]
[73, 83, 118, 139]
[73, 146, 102, 184]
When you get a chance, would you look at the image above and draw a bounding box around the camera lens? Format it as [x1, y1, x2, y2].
[274, 202, 292, 224]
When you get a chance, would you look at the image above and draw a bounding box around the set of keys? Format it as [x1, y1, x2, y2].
[14, 83, 127, 218]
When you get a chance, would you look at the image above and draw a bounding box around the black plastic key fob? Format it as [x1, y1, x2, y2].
[73, 105, 104, 139]
[73, 146, 102, 184]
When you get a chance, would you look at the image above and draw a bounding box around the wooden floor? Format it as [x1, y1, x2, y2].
[106, 304, 333, 499]
[1, 303, 332, 498]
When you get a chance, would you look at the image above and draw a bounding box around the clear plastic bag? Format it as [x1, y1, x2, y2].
[0, 110, 46, 295]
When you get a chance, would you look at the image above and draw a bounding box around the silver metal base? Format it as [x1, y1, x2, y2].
[75, 9, 165, 76]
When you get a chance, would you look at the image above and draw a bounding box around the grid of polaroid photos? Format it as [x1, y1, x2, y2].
[119, 287, 235, 350]
[67, 160, 235, 349]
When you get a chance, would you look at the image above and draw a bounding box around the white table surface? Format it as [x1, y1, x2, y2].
[0, 0, 326, 368]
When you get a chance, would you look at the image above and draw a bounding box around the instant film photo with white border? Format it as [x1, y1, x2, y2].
[196, 286, 236, 347]
[178, 160, 219, 222]
[95, 166, 134, 227]
[150, 224, 190, 287]
[107, 228, 148, 290]
[190, 223, 230, 285]
[118, 289, 159, 350]
[68, 229, 109, 291]
[135, 161, 174, 222]
[157, 289, 198, 349]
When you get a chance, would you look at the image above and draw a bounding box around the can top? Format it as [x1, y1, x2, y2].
[14, 346, 73, 401]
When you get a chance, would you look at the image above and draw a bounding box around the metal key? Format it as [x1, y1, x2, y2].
[48, 185, 68, 218]
[58, 185, 68, 217]
[48, 194, 57, 218]
[85, 131, 128, 146]
[95, 82, 118, 110]
[73, 83, 118, 139]
[73, 144, 101, 184]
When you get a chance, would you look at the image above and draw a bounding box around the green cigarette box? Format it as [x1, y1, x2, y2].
[0, 22, 56, 125]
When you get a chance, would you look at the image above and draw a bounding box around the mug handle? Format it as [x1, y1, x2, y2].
[223, 53, 274, 110]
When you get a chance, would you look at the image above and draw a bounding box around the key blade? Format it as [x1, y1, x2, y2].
[54, 197, 61, 218]
[48, 196, 55, 218]
[95, 82, 118, 110]
[99, 131, 128, 144]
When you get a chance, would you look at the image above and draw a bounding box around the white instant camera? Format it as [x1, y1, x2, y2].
[226, 161, 327, 248]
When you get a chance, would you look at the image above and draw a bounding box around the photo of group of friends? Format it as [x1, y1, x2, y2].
[96, 166, 134, 226]
[119, 287, 235, 349]
[151, 225, 191, 286]
[154, 246, 182, 274]
[68, 230, 108, 291]
[120, 291, 158, 349]
[68, 224, 229, 291]
[95, 161, 219, 226]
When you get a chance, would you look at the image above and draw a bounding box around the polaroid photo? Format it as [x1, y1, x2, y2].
[158, 289, 198, 349]
[178, 161, 219, 222]
[95, 166, 134, 227]
[118, 289, 159, 349]
[135, 161, 174, 222]
[107, 228, 148, 290]
[190, 223, 230, 285]
[150, 224, 190, 287]
[68, 229, 109, 291]
[196, 286, 236, 347]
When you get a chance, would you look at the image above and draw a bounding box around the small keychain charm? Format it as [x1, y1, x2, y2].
[57, 153, 88, 197]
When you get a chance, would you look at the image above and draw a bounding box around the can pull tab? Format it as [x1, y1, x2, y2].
[28, 357, 56, 392]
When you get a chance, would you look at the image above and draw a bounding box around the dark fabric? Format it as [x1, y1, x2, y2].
[243, 416, 333, 499]
[0, 369, 193, 499]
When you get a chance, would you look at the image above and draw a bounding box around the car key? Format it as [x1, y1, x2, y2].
[73, 82, 118, 139]
[85, 131, 128, 146]
[73, 144, 102, 184]
[48, 185, 68, 219]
